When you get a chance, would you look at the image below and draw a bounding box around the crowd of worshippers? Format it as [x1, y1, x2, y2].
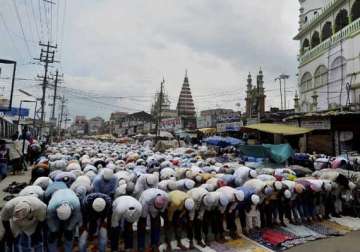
[0, 140, 356, 252]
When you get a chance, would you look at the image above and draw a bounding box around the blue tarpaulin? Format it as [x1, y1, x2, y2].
[204, 136, 244, 147]
[238, 144, 294, 164]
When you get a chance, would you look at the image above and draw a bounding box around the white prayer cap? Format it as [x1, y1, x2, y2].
[349, 182, 356, 190]
[56, 203, 72, 221]
[251, 194, 260, 205]
[249, 169, 257, 178]
[92, 198, 106, 212]
[184, 198, 195, 211]
[13, 201, 31, 221]
[234, 190, 245, 202]
[102, 168, 113, 180]
[284, 189, 292, 199]
[274, 181, 283, 191]
[203, 193, 215, 207]
[184, 179, 195, 190]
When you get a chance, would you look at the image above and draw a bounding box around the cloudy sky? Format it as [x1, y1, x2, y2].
[0, 0, 300, 121]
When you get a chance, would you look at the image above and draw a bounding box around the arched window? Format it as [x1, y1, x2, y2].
[302, 38, 310, 53]
[352, 0, 360, 21]
[311, 31, 321, 48]
[301, 72, 313, 93]
[329, 56, 347, 106]
[335, 9, 349, 32]
[321, 22, 332, 41]
[314, 65, 328, 87]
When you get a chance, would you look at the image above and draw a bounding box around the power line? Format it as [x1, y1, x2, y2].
[30, 0, 41, 41]
[12, 0, 33, 58]
[0, 12, 23, 59]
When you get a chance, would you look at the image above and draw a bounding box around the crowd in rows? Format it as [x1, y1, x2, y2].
[0, 139, 356, 252]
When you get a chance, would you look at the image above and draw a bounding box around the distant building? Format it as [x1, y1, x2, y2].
[119, 111, 154, 136]
[88, 116, 105, 134]
[70, 116, 88, 135]
[294, 0, 360, 112]
[151, 80, 177, 120]
[109, 112, 128, 134]
[176, 71, 197, 129]
[197, 109, 240, 129]
[245, 70, 266, 118]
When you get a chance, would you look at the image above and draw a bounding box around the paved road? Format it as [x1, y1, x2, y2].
[287, 230, 360, 252]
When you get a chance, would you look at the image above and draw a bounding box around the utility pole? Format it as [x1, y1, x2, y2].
[34, 41, 57, 139]
[49, 70, 62, 142]
[155, 79, 164, 142]
[58, 96, 66, 141]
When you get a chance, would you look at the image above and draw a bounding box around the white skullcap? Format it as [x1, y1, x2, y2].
[203, 193, 216, 207]
[324, 181, 332, 192]
[102, 168, 113, 180]
[234, 190, 245, 202]
[56, 203, 72, 221]
[184, 180, 195, 190]
[13, 202, 31, 221]
[146, 174, 157, 186]
[184, 198, 195, 211]
[251, 194, 260, 205]
[284, 189, 292, 199]
[249, 169, 257, 178]
[92, 198, 106, 212]
[349, 182, 356, 190]
[274, 181, 283, 191]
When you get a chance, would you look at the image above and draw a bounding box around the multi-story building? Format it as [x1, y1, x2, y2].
[294, 0, 360, 112]
[70, 116, 88, 135]
[119, 111, 154, 136]
[88, 116, 105, 134]
[197, 109, 238, 129]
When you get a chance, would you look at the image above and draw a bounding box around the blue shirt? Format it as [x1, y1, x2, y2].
[44, 181, 68, 203]
[92, 175, 118, 197]
[47, 189, 82, 232]
[236, 186, 256, 209]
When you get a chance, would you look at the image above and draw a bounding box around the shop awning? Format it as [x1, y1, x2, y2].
[243, 123, 313, 136]
[198, 128, 217, 134]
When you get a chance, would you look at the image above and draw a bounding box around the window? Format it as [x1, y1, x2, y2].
[335, 9, 349, 32]
[321, 21, 332, 41]
[301, 72, 313, 93]
[302, 38, 310, 53]
[352, 0, 360, 21]
[314, 65, 328, 87]
[329, 57, 347, 105]
[304, 16, 308, 23]
[311, 31, 320, 48]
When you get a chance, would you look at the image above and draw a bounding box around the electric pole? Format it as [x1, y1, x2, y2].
[34, 41, 57, 139]
[49, 70, 62, 142]
[58, 96, 66, 141]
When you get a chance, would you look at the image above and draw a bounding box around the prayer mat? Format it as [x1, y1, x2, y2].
[226, 236, 271, 252]
[321, 220, 352, 234]
[280, 224, 325, 240]
[261, 229, 294, 246]
[330, 216, 360, 231]
[304, 222, 341, 236]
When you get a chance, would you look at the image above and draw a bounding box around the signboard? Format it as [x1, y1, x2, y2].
[197, 115, 213, 129]
[217, 121, 243, 132]
[217, 112, 241, 123]
[301, 119, 331, 130]
[0, 59, 16, 112]
[0, 107, 29, 117]
[160, 117, 182, 131]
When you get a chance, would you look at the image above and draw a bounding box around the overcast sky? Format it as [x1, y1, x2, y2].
[0, 0, 300, 121]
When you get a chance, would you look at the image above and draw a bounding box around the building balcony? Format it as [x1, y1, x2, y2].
[299, 18, 360, 66]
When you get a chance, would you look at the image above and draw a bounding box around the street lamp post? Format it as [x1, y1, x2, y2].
[17, 100, 36, 157]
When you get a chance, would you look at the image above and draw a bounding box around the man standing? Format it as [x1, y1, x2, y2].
[111, 195, 142, 252]
[1, 195, 47, 252]
[79, 192, 112, 252]
[138, 188, 169, 252]
[47, 188, 82, 252]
